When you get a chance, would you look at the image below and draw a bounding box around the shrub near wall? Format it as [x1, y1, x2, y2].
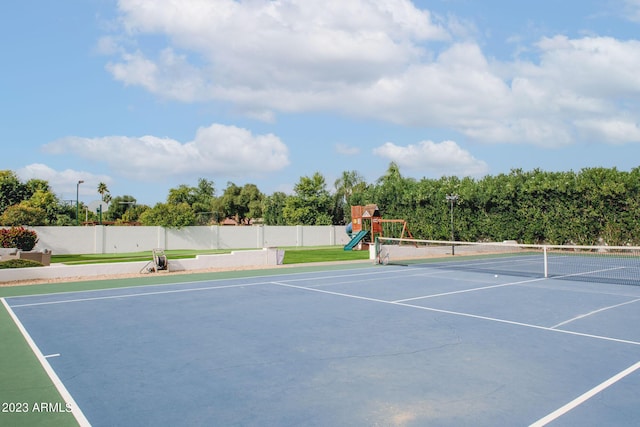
[0, 226, 38, 251]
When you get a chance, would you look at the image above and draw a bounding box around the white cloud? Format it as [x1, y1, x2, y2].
[106, 48, 207, 102]
[623, 0, 640, 22]
[373, 140, 489, 176]
[335, 144, 361, 156]
[43, 124, 290, 181]
[106, 0, 448, 104]
[17, 164, 112, 199]
[445, 35, 640, 146]
[95, 36, 122, 56]
[102, 0, 640, 147]
[533, 36, 640, 97]
[353, 42, 512, 127]
[574, 118, 640, 144]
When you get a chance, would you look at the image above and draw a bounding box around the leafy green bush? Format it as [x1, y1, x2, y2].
[0, 258, 43, 269]
[0, 226, 38, 251]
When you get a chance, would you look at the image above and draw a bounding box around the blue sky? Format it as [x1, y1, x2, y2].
[3, 0, 640, 206]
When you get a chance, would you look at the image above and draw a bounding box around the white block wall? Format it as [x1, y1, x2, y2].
[22, 225, 352, 255]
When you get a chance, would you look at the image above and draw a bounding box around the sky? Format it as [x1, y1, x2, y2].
[3, 0, 640, 207]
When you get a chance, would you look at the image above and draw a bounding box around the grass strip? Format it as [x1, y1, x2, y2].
[0, 301, 78, 427]
[50, 249, 233, 265]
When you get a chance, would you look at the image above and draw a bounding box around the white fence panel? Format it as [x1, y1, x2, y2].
[263, 226, 298, 247]
[103, 226, 162, 254]
[165, 226, 213, 250]
[218, 226, 260, 249]
[21, 225, 352, 255]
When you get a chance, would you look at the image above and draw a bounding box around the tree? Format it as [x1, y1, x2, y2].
[215, 182, 264, 224]
[262, 192, 288, 225]
[192, 178, 216, 221]
[97, 182, 112, 204]
[240, 184, 264, 224]
[334, 170, 366, 224]
[0, 203, 47, 226]
[25, 189, 62, 225]
[216, 182, 242, 224]
[334, 170, 365, 204]
[0, 175, 72, 226]
[0, 170, 27, 215]
[283, 172, 333, 225]
[372, 162, 416, 219]
[166, 178, 216, 224]
[105, 195, 138, 222]
[117, 204, 148, 225]
[167, 184, 198, 206]
[24, 178, 50, 195]
[138, 202, 196, 228]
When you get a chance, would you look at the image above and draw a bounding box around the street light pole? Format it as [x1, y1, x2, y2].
[76, 180, 84, 226]
[445, 194, 459, 255]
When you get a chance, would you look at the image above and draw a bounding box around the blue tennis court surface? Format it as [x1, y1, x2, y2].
[5, 262, 640, 426]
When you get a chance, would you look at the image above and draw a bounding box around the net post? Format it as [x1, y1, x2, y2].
[543, 245, 548, 278]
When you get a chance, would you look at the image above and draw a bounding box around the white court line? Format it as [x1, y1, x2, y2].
[44, 353, 61, 358]
[271, 281, 392, 304]
[5, 264, 387, 301]
[286, 267, 451, 289]
[529, 360, 640, 426]
[270, 281, 640, 347]
[268, 267, 413, 284]
[9, 281, 268, 308]
[1, 298, 91, 427]
[551, 298, 640, 329]
[393, 277, 545, 303]
[7, 268, 407, 308]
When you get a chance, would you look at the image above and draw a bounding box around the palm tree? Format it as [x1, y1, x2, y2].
[334, 170, 364, 204]
[97, 182, 111, 204]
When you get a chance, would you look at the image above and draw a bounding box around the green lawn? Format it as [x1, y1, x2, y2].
[281, 246, 370, 264]
[50, 249, 232, 265]
[44, 246, 371, 266]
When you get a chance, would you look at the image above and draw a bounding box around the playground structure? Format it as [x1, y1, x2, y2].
[140, 248, 169, 273]
[344, 204, 413, 251]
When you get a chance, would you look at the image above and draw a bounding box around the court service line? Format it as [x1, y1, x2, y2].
[389, 302, 640, 346]
[9, 281, 269, 308]
[551, 298, 640, 329]
[1, 298, 91, 427]
[8, 268, 409, 308]
[270, 281, 640, 347]
[393, 277, 545, 303]
[4, 264, 392, 302]
[268, 267, 417, 284]
[271, 281, 392, 304]
[529, 359, 640, 426]
[8, 268, 411, 308]
[294, 268, 450, 288]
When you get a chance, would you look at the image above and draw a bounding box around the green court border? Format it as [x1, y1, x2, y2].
[0, 261, 373, 427]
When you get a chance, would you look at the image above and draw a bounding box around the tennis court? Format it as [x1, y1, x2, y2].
[2, 255, 640, 426]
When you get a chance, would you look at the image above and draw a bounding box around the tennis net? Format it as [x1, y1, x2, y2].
[374, 237, 640, 286]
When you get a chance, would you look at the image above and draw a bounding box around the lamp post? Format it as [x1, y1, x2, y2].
[76, 180, 84, 225]
[446, 194, 459, 255]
